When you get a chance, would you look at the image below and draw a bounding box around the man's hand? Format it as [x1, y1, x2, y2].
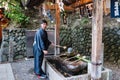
[43, 50, 48, 54]
[51, 42, 55, 46]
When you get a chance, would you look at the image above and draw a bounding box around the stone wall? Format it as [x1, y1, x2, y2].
[60, 26, 120, 64]
[0, 28, 26, 62]
[103, 27, 120, 63]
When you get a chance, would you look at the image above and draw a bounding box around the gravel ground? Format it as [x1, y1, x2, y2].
[11, 58, 48, 80]
[11, 58, 120, 80]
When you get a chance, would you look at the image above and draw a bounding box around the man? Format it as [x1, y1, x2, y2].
[33, 19, 54, 78]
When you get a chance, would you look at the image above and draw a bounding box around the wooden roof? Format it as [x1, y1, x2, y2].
[70, 0, 92, 7]
[46, 0, 93, 6]
[44, 0, 93, 11]
[44, 0, 109, 15]
[45, 0, 93, 7]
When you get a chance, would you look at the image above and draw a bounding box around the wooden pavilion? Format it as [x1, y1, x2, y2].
[38, 0, 110, 79]
[39, 0, 111, 79]
[0, 0, 111, 79]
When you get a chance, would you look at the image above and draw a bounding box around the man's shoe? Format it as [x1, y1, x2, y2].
[34, 73, 41, 79]
[40, 74, 47, 78]
[37, 75, 41, 78]
[34, 72, 47, 79]
[36, 74, 46, 79]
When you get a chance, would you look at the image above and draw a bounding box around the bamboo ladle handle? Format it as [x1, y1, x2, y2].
[55, 45, 67, 49]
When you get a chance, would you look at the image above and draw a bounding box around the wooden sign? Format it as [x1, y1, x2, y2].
[111, 0, 120, 18]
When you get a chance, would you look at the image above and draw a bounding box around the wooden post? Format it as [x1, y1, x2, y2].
[55, 0, 60, 54]
[91, 0, 103, 80]
[0, 24, 1, 63]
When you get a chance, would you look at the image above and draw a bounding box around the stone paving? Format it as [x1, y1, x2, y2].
[0, 63, 15, 80]
[0, 58, 120, 80]
[11, 58, 48, 80]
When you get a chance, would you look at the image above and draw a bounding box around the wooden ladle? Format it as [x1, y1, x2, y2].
[55, 45, 67, 49]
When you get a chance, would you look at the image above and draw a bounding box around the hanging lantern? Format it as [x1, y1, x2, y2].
[21, 0, 30, 8]
[63, 12, 67, 24]
[58, 1, 64, 12]
[46, 10, 54, 23]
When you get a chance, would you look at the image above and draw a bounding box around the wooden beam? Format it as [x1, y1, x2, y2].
[64, 5, 74, 11]
[55, 0, 60, 54]
[103, 0, 110, 15]
[91, 0, 103, 80]
[45, 4, 74, 11]
[45, 4, 56, 10]
[71, 0, 92, 8]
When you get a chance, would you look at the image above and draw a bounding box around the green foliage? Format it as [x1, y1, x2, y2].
[0, 0, 29, 26]
[80, 17, 90, 26]
[6, 4, 29, 24]
[60, 27, 72, 48]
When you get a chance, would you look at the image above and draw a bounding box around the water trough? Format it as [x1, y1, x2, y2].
[42, 54, 112, 80]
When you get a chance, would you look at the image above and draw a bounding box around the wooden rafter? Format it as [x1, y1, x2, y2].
[44, 0, 93, 11]
[44, 4, 74, 11]
[70, 0, 92, 8]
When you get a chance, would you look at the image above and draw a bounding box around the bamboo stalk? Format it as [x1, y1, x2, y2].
[55, 45, 67, 49]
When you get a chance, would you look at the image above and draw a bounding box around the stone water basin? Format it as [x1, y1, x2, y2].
[43, 54, 112, 80]
[46, 53, 88, 76]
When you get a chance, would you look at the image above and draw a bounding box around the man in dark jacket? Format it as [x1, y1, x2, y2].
[33, 19, 54, 78]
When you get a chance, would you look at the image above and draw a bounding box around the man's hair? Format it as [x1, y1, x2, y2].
[41, 19, 48, 25]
